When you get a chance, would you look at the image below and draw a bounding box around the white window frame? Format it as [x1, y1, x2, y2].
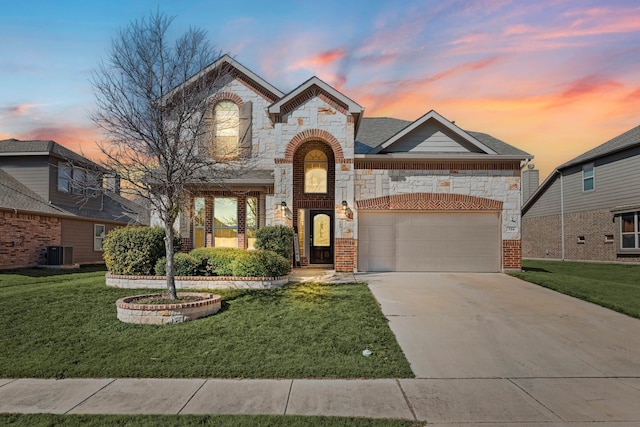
[582, 164, 594, 192]
[94, 224, 105, 251]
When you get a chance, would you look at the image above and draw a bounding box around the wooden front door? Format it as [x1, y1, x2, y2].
[309, 210, 333, 264]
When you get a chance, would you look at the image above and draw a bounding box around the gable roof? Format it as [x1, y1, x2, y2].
[177, 54, 284, 102]
[356, 113, 531, 158]
[0, 139, 103, 170]
[268, 76, 364, 130]
[523, 123, 640, 214]
[0, 168, 66, 215]
[368, 110, 497, 155]
[557, 124, 640, 170]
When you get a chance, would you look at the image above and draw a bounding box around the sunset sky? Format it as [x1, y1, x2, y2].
[2, 0, 640, 180]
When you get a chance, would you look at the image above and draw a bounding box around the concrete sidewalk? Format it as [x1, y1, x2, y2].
[2, 376, 640, 424]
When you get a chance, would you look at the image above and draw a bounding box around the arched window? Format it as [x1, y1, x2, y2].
[214, 101, 239, 157]
[304, 149, 328, 193]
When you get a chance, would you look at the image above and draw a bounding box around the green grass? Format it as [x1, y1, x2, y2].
[0, 267, 412, 379]
[0, 414, 416, 426]
[511, 260, 640, 318]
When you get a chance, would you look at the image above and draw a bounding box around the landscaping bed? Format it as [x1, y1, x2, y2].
[0, 267, 413, 379]
[512, 260, 640, 318]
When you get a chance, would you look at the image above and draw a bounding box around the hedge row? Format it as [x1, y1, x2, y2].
[104, 226, 292, 278]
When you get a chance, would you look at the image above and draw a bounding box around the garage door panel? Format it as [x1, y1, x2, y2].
[358, 211, 500, 272]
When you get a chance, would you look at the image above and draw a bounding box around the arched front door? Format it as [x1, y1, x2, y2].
[310, 210, 333, 264]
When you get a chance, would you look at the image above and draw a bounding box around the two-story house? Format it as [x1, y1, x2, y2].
[522, 125, 640, 262]
[162, 55, 532, 273]
[0, 139, 147, 268]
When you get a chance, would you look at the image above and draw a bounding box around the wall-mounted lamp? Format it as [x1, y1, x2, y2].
[341, 200, 353, 220]
[280, 201, 292, 220]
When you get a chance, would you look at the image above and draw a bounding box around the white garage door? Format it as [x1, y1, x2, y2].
[358, 211, 501, 272]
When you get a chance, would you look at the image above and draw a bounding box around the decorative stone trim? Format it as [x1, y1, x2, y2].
[106, 273, 289, 289]
[209, 91, 244, 106]
[274, 158, 293, 164]
[284, 129, 344, 161]
[357, 193, 503, 211]
[502, 239, 522, 270]
[116, 292, 221, 324]
[354, 160, 521, 171]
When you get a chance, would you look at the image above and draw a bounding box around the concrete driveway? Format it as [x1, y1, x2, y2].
[362, 272, 640, 424]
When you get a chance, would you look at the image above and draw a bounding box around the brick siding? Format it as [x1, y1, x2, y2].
[0, 211, 62, 268]
[522, 208, 640, 263]
[335, 238, 357, 272]
[502, 239, 522, 270]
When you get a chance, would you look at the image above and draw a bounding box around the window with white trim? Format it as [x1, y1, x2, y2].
[621, 212, 640, 249]
[94, 224, 105, 251]
[214, 197, 238, 247]
[583, 164, 594, 191]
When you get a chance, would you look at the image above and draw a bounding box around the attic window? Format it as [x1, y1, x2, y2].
[304, 150, 328, 193]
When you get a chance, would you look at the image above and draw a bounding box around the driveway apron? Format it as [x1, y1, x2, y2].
[362, 272, 640, 424]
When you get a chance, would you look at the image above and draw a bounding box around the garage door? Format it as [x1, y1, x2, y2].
[358, 211, 501, 272]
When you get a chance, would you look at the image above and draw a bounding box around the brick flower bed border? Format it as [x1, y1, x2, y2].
[116, 292, 222, 324]
[106, 273, 289, 290]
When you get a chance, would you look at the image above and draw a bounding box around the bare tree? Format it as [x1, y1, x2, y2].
[91, 11, 238, 299]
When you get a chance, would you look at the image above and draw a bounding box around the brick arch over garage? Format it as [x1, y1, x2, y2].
[356, 193, 503, 210]
[284, 129, 344, 162]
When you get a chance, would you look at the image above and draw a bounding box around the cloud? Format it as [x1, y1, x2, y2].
[0, 103, 41, 117]
[11, 125, 103, 161]
[286, 48, 347, 71]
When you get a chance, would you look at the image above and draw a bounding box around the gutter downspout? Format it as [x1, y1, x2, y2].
[559, 170, 565, 260]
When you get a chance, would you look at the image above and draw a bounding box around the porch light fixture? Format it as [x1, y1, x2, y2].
[281, 201, 287, 212]
[342, 200, 353, 220]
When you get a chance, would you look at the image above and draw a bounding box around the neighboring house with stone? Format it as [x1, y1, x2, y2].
[0, 139, 147, 268]
[522, 125, 640, 262]
[156, 55, 532, 272]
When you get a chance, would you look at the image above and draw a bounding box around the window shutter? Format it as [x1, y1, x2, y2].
[239, 101, 252, 158]
[200, 106, 214, 157]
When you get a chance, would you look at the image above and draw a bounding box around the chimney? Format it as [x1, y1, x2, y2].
[105, 173, 121, 195]
[522, 164, 539, 203]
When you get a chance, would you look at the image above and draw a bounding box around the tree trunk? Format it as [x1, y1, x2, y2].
[165, 224, 178, 300]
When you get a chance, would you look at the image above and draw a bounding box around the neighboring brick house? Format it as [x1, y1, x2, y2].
[0, 139, 147, 268]
[522, 125, 640, 263]
[164, 55, 532, 272]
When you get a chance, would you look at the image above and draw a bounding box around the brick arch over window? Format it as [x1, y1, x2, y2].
[209, 91, 244, 107]
[284, 129, 344, 162]
[356, 193, 503, 211]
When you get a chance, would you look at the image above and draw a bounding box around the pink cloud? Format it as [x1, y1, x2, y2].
[286, 48, 347, 71]
[0, 103, 41, 117]
[14, 125, 103, 161]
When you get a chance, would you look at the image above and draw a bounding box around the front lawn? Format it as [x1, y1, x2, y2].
[511, 260, 640, 318]
[0, 267, 413, 379]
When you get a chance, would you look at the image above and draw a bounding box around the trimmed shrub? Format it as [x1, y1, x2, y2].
[230, 250, 290, 278]
[154, 253, 200, 276]
[189, 247, 249, 276]
[103, 226, 171, 275]
[254, 225, 294, 261]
